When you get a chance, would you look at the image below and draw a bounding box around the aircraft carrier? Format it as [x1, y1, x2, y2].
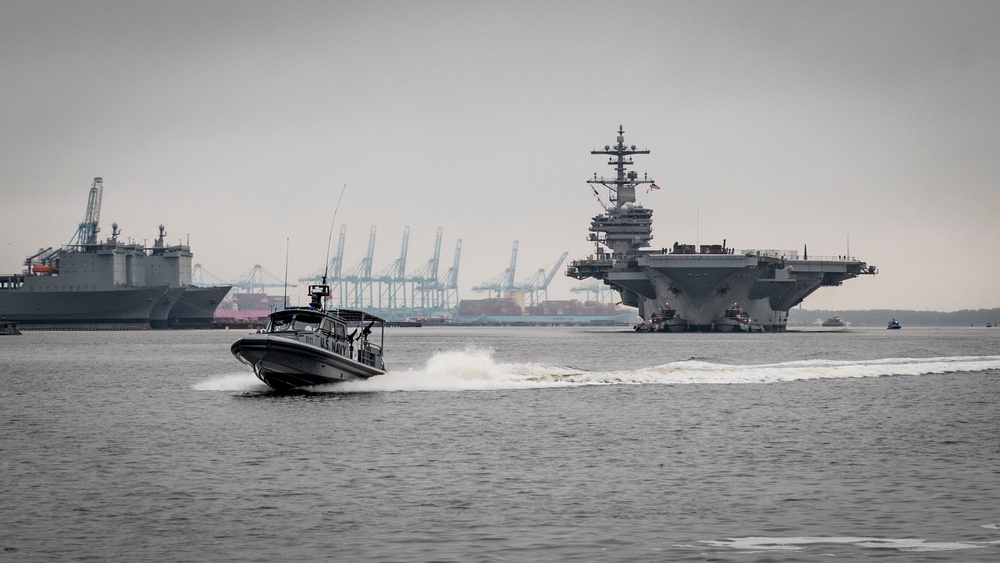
[0, 178, 231, 329]
[566, 127, 877, 332]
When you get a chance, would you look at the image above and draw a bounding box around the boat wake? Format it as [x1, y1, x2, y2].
[192, 373, 271, 392]
[695, 535, 990, 553]
[194, 348, 1000, 393]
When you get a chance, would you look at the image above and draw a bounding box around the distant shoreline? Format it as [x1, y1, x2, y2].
[789, 308, 1000, 327]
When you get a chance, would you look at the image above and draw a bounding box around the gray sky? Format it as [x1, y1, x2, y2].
[2, 0, 998, 311]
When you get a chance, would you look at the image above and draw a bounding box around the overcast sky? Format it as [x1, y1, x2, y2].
[2, 0, 998, 311]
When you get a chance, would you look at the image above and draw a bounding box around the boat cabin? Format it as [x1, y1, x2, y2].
[264, 308, 385, 370]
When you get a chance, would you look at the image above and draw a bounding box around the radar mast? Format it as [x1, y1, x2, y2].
[587, 126, 656, 255]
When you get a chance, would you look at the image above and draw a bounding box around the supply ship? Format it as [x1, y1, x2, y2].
[566, 127, 877, 332]
[0, 178, 231, 329]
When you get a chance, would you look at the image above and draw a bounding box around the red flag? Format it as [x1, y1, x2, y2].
[649, 183, 661, 190]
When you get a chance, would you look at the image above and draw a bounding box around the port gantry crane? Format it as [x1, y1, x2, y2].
[472, 243, 569, 306]
[437, 239, 462, 311]
[295, 225, 460, 316]
[191, 263, 229, 287]
[233, 264, 294, 294]
[341, 226, 378, 309]
[406, 227, 443, 311]
[570, 282, 616, 304]
[375, 226, 409, 311]
[472, 240, 519, 298]
[299, 224, 347, 305]
[516, 251, 568, 306]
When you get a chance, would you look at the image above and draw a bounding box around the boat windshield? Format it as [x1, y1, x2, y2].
[269, 312, 325, 333]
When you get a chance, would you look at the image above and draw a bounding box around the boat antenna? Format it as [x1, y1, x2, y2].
[283, 237, 289, 309]
[323, 184, 348, 285]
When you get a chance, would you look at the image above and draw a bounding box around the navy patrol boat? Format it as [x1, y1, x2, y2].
[231, 283, 386, 391]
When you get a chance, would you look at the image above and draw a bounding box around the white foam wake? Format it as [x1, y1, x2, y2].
[700, 535, 986, 552]
[192, 372, 270, 392]
[317, 350, 1000, 393]
[194, 350, 1000, 393]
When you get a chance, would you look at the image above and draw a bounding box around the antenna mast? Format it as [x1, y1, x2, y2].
[323, 184, 348, 284]
[310, 183, 348, 310]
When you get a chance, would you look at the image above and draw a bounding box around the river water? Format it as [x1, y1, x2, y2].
[2, 326, 999, 561]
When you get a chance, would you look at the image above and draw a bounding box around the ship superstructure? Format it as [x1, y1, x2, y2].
[567, 127, 876, 331]
[0, 177, 231, 328]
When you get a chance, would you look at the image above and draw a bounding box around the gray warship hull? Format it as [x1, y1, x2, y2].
[150, 287, 187, 329]
[167, 286, 232, 328]
[0, 285, 169, 328]
[0, 284, 231, 329]
[567, 127, 876, 332]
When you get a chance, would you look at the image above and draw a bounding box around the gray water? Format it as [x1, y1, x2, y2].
[2, 326, 999, 561]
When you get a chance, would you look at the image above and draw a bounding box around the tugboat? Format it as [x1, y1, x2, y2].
[1, 315, 21, 335]
[887, 318, 902, 329]
[822, 315, 846, 327]
[717, 303, 755, 332]
[634, 303, 686, 332]
[230, 283, 386, 391]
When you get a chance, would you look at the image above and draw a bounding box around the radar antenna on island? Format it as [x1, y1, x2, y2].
[588, 125, 654, 210]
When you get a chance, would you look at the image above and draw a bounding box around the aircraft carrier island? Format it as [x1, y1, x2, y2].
[566, 126, 877, 332]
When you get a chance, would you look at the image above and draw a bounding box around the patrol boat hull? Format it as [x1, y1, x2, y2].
[231, 333, 385, 391]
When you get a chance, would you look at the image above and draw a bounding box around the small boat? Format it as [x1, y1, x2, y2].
[1, 315, 22, 335]
[887, 318, 901, 329]
[634, 303, 686, 332]
[717, 303, 756, 332]
[231, 283, 386, 391]
[822, 315, 846, 327]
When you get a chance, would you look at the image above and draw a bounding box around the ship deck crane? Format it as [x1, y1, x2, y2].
[68, 177, 104, 247]
[23, 246, 57, 270]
